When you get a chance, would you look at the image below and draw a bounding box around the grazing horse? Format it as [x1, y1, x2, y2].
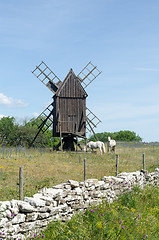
[84, 141, 106, 155]
[107, 136, 116, 153]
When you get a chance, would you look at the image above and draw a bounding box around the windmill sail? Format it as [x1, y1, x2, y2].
[77, 61, 102, 89]
[29, 103, 54, 147]
[35, 103, 54, 133]
[32, 61, 62, 94]
[86, 107, 101, 133]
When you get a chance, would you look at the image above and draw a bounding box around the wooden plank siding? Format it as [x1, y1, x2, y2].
[53, 69, 87, 138]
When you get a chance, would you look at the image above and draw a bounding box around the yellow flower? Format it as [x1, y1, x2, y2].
[131, 208, 136, 212]
[96, 221, 103, 229]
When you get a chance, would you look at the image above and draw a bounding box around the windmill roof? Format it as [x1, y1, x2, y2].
[55, 68, 88, 98]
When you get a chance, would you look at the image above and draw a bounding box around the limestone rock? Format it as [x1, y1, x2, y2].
[11, 213, 26, 224]
[18, 201, 35, 213]
[24, 197, 45, 207]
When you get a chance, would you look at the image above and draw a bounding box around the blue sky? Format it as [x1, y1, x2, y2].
[0, 0, 159, 142]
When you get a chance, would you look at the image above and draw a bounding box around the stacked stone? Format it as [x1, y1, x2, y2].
[143, 168, 159, 185]
[0, 169, 158, 239]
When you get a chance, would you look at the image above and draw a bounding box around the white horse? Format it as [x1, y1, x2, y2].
[107, 136, 116, 153]
[84, 141, 106, 155]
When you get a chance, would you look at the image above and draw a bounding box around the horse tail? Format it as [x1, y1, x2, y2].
[102, 142, 106, 153]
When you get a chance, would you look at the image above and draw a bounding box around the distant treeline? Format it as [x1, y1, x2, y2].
[0, 116, 59, 148]
[0, 117, 142, 147]
[88, 131, 142, 142]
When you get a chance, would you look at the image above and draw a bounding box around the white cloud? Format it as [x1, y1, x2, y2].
[33, 112, 39, 117]
[0, 114, 7, 119]
[0, 93, 27, 108]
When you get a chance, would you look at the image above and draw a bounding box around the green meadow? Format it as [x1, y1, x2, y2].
[0, 142, 159, 239]
[34, 185, 159, 240]
[0, 142, 158, 201]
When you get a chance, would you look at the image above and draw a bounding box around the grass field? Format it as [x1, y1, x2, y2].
[34, 185, 159, 240]
[0, 142, 159, 201]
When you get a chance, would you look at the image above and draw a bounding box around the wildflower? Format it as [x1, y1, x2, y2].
[101, 213, 104, 216]
[137, 214, 141, 219]
[91, 210, 95, 212]
[120, 221, 123, 224]
[143, 236, 148, 239]
[11, 213, 14, 217]
[122, 226, 125, 229]
[33, 234, 36, 237]
[42, 235, 45, 238]
[96, 221, 103, 229]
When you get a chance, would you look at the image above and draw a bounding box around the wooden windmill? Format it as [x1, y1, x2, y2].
[30, 61, 102, 151]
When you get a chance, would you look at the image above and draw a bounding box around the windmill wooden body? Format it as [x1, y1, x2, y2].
[30, 61, 102, 151]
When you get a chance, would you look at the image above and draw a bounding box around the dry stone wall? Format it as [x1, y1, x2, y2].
[0, 168, 159, 239]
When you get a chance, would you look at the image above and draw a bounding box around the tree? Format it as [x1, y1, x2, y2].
[25, 117, 60, 148]
[88, 131, 142, 142]
[12, 125, 48, 147]
[0, 117, 16, 146]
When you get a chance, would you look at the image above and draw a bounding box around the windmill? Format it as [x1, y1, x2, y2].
[30, 61, 102, 151]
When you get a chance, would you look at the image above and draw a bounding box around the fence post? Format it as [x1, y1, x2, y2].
[84, 158, 86, 181]
[19, 166, 23, 200]
[143, 152, 145, 171]
[116, 154, 119, 176]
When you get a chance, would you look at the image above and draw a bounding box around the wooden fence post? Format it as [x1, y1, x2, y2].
[84, 158, 86, 181]
[116, 154, 119, 176]
[19, 166, 23, 200]
[143, 152, 145, 171]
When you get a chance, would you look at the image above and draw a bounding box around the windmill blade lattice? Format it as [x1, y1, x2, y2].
[35, 103, 54, 133]
[29, 103, 54, 147]
[86, 107, 101, 132]
[32, 61, 62, 94]
[77, 61, 102, 89]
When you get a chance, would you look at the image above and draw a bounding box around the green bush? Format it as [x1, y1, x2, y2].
[0, 117, 60, 148]
[89, 130, 142, 142]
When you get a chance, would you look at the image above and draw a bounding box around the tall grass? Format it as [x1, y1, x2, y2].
[33, 185, 159, 240]
[0, 143, 159, 201]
